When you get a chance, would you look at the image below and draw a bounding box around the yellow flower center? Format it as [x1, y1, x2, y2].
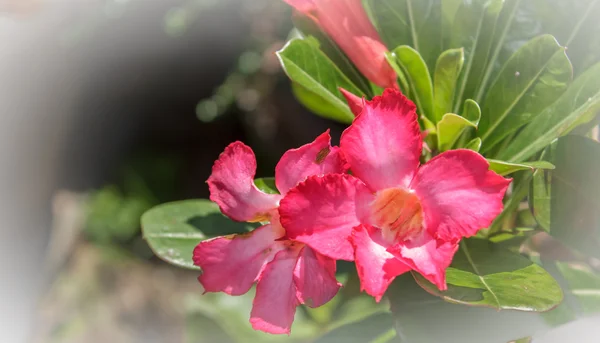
[370, 187, 423, 242]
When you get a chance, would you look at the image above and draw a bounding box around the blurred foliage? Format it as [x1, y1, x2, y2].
[83, 154, 181, 256]
[193, 0, 291, 124]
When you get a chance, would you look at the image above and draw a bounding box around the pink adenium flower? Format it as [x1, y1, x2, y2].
[193, 131, 346, 334]
[283, 0, 397, 89]
[279, 89, 511, 301]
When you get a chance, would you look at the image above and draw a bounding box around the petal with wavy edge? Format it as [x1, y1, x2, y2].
[250, 247, 301, 335]
[279, 174, 372, 261]
[351, 225, 411, 301]
[275, 130, 347, 195]
[193, 224, 285, 295]
[294, 246, 341, 307]
[208, 142, 281, 222]
[388, 231, 458, 291]
[410, 149, 511, 241]
[341, 89, 421, 191]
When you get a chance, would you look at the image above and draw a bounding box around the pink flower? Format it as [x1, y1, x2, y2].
[279, 89, 511, 301]
[193, 131, 346, 334]
[283, 0, 397, 89]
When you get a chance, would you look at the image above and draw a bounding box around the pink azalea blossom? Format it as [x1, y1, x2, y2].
[279, 89, 511, 301]
[193, 131, 346, 334]
[283, 0, 397, 89]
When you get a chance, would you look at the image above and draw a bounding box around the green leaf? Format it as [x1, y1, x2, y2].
[253, 177, 278, 194]
[391, 45, 434, 121]
[363, 0, 412, 52]
[291, 83, 348, 123]
[437, 115, 476, 152]
[465, 137, 482, 152]
[388, 273, 550, 343]
[451, 0, 505, 112]
[475, 0, 523, 103]
[141, 200, 255, 270]
[413, 238, 563, 311]
[500, 61, 600, 162]
[548, 136, 600, 258]
[277, 38, 365, 124]
[557, 262, 600, 315]
[436, 99, 480, 151]
[479, 34, 572, 152]
[365, 0, 442, 71]
[487, 159, 555, 176]
[489, 172, 534, 235]
[530, 168, 552, 231]
[383, 53, 411, 97]
[314, 312, 395, 343]
[433, 48, 465, 122]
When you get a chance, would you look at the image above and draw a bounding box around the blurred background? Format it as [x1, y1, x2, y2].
[0, 0, 349, 342]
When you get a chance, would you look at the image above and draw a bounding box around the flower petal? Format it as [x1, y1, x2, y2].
[275, 130, 347, 195]
[250, 247, 301, 335]
[350, 225, 411, 302]
[279, 174, 372, 261]
[340, 89, 422, 191]
[388, 231, 458, 291]
[294, 246, 341, 307]
[410, 149, 511, 241]
[193, 224, 285, 296]
[340, 87, 364, 117]
[208, 142, 282, 222]
[312, 0, 397, 88]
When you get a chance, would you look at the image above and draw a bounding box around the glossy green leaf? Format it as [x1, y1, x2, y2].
[437, 99, 480, 151]
[487, 159, 555, 176]
[451, 0, 505, 112]
[475, 0, 523, 103]
[277, 38, 365, 123]
[437, 115, 476, 152]
[500, 61, 600, 162]
[253, 177, 278, 194]
[292, 14, 372, 96]
[141, 200, 255, 270]
[434, 48, 465, 122]
[465, 137, 482, 152]
[363, 0, 412, 52]
[557, 262, 600, 315]
[548, 136, 600, 258]
[291, 83, 349, 124]
[391, 45, 434, 121]
[413, 238, 563, 311]
[388, 273, 550, 343]
[314, 312, 395, 343]
[479, 34, 572, 152]
[383, 52, 411, 97]
[365, 0, 442, 71]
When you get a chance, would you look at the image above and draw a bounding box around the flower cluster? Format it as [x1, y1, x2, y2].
[192, 0, 510, 335]
[193, 88, 510, 334]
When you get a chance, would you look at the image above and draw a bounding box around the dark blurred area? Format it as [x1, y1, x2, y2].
[0, 1, 346, 342]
